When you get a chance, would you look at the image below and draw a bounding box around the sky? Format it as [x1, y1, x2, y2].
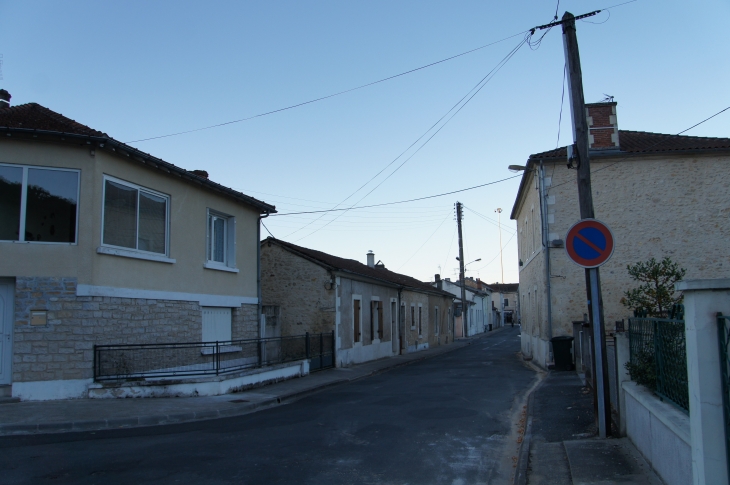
[1, 0, 728, 284]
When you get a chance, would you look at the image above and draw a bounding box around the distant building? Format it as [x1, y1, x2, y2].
[261, 238, 455, 366]
[487, 283, 520, 326]
[434, 276, 494, 336]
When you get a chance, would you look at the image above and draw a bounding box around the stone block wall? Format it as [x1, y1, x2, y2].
[260, 242, 336, 337]
[13, 276, 257, 383]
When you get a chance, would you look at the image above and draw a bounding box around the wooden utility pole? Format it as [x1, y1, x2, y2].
[456, 202, 468, 337]
[562, 11, 612, 438]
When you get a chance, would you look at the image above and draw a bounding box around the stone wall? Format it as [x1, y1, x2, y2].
[260, 242, 336, 337]
[514, 152, 730, 365]
[13, 276, 257, 383]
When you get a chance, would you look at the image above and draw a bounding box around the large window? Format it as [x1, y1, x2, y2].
[102, 177, 169, 255]
[0, 164, 79, 243]
[206, 209, 236, 270]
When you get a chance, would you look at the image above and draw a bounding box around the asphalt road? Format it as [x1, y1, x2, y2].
[0, 327, 537, 485]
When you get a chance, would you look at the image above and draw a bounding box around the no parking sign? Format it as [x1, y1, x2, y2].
[565, 219, 615, 268]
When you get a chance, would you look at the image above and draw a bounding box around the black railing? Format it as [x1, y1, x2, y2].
[94, 331, 335, 381]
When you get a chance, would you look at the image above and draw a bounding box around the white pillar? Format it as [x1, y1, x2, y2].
[677, 278, 730, 485]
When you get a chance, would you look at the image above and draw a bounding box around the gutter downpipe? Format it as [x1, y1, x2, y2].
[538, 160, 553, 344]
[258, 212, 270, 340]
[398, 288, 405, 354]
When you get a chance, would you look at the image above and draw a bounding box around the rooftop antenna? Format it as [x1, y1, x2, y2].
[601, 94, 614, 102]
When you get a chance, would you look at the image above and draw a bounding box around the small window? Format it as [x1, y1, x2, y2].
[504, 299, 509, 307]
[418, 306, 422, 336]
[434, 307, 439, 335]
[0, 164, 79, 243]
[410, 305, 415, 330]
[202, 307, 232, 342]
[206, 210, 236, 268]
[103, 177, 168, 254]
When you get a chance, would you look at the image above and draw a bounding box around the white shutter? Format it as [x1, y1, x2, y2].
[202, 307, 232, 342]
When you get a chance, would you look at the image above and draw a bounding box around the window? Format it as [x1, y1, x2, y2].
[353, 298, 362, 343]
[391, 301, 396, 338]
[434, 307, 440, 335]
[504, 299, 509, 307]
[370, 300, 381, 341]
[103, 177, 168, 254]
[418, 305, 423, 336]
[206, 210, 236, 270]
[0, 164, 79, 243]
[410, 305, 415, 330]
[377, 301, 383, 339]
[400, 303, 406, 332]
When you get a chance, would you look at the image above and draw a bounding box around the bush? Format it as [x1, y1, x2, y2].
[625, 348, 656, 390]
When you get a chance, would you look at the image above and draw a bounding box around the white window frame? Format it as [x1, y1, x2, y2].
[204, 208, 238, 273]
[0, 163, 80, 245]
[100, 175, 171, 259]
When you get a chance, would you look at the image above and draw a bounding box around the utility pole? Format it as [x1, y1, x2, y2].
[455, 202, 468, 338]
[562, 11, 611, 438]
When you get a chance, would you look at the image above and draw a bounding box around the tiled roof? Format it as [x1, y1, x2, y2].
[0, 103, 276, 213]
[487, 283, 519, 293]
[0, 103, 108, 137]
[264, 237, 455, 298]
[529, 130, 730, 160]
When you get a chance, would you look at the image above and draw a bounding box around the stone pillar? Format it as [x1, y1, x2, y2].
[615, 331, 631, 437]
[677, 278, 730, 485]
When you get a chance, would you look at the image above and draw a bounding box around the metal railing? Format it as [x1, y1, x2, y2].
[717, 313, 730, 480]
[94, 331, 335, 382]
[628, 308, 688, 413]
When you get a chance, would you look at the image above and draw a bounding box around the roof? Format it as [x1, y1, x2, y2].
[529, 130, 730, 160]
[263, 237, 455, 299]
[511, 130, 730, 220]
[487, 283, 519, 293]
[0, 103, 276, 213]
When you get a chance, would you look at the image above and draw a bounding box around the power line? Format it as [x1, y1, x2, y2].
[269, 174, 522, 217]
[396, 213, 452, 271]
[291, 35, 529, 242]
[125, 31, 530, 144]
[464, 206, 517, 234]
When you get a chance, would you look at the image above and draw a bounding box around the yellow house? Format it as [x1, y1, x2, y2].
[510, 101, 730, 368]
[0, 92, 276, 400]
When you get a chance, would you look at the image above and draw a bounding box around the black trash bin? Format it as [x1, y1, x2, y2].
[551, 336, 574, 371]
[488, 324, 493, 331]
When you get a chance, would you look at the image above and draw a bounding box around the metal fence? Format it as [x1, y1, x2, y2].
[628, 313, 688, 413]
[717, 313, 730, 479]
[94, 331, 335, 382]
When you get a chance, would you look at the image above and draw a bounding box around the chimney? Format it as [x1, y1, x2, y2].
[435, 274, 442, 290]
[586, 101, 619, 151]
[476, 278, 482, 290]
[191, 170, 209, 179]
[0, 90, 11, 109]
[366, 250, 375, 268]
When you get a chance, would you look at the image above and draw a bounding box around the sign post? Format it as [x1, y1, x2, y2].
[565, 218, 615, 438]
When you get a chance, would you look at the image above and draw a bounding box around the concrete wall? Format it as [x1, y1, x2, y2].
[0, 139, 261, 299]
[514, 152, 730, 366]
[624, 381, 692, 485]
[260, 242, 336, 336]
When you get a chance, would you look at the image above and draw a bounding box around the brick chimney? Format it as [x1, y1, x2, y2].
[191, 170, 209, 179]
[435, 274, 442, 290]
[586, 102, 619, 151]
[366, 250, 375, 268]
[0, 90, 11, 109]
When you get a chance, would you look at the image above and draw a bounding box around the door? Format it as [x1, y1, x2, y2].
[0, 280, 14, 385]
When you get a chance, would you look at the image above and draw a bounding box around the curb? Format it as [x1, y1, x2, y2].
[513, 378, 538, 485]
[0, 329, 503, 436]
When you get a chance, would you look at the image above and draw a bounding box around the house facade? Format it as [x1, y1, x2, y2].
[260, 239, 455, 366]
[0, 94, 275, 400]
[434, 276, 493, 336]
[510, 101, 730, 367]
[487, 283, 519, 326]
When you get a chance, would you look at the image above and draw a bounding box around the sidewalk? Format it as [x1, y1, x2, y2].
[0, 328, 506, 436]
[515, 370, 664, 485]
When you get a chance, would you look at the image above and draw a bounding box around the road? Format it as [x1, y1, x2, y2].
[0, 326, 537, 485]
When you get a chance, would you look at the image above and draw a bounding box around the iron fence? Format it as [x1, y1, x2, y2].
[628, 309, 688, 413]
[94, 331, 335, 381]
[717, 313, 730, 480]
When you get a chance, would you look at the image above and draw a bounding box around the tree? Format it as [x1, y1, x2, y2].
[620, 257, 686, 317]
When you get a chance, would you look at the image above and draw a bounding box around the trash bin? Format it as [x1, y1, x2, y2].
[551, 336, 574, 371]
[488, 324, 493, 331]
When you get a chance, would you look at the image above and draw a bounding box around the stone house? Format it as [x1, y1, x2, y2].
[260, 238, 455, 366]
[510, 100, 730, 368]
[433, 275, 493, 336]
[0, 92, 276, 400]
